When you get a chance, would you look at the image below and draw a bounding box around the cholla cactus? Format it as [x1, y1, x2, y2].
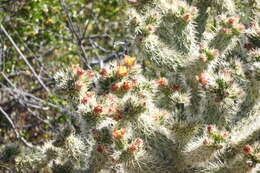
[14, 0, 260, 172]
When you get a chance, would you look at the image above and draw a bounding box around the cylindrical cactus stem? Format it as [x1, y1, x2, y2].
[86, 148, 110, 173]
[210, 154, 257, 173]
[183, 143, 222, 169]
[194, 1, 210, 41]
[141, 34, 182, 72]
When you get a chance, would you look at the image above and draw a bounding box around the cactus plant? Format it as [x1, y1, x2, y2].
[12, 0, 260, 172]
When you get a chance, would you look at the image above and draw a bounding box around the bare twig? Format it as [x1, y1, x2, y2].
[0, 24, 50, 93]
[59, 0, 91, 69]
[1, 72, 52, 126]
[82, 34, 110, 40]
[0, 106, 33, 148]
[88, 51, 125, 66]
[88, 41, 130, 66]
[1, 71, 78, 119]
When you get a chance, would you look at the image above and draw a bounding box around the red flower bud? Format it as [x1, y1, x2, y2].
[128, 138, 143, 152]
[182, 13, 191, 22]
[76, 66, 85, 76]
[81, 97, 89, 104]
[111, 83, 121, 92]
[244, 43, 253, 51]
[197, 73, 208, 87]
[100, 68, 108, 77]
[131, 78, 138, 84]
[128, 145, 137, 152]
[243, 144, 253, 154]
[75, 82, 83, 90]
[199, 55, 207, 62]
[93, 105, 103, 115]
[250, 21, 256, 27]
[122, 81, 133, 91]
[207, 125, 215, 133]
[171, 84, 180, 92]
[156, 77, 168, 87]
[81, 92, 94, 104]
[146, 25, 155, 32]
[228, 17, 236, 25]
[97, 145, 107, 153]
[111, 156, 117, 163]
[86, 69, 95, 79]
[222, 28, 230, 34]
[223, 132, 229, 137]
[133, 138, 143, 146]
[203, 138, 210, 145]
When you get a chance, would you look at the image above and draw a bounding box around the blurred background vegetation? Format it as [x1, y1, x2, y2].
[0, 0, 129, 152]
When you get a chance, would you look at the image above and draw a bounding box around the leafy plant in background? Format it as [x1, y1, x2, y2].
[1, 0, 260, 172]
[0, 0, 128, 147]
[0, 0, 128, 171]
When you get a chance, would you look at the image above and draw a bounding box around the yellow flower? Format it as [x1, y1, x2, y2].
[124, 55, 136, 67]
[116, 66, 128, 77]
[112, 128, 126, 140]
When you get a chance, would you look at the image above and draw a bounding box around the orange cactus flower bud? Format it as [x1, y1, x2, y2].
[111, 156, 117, 163]
[112, 128, 126, 140]
[111, 83, 121, 92]
[156, 77, 168, 87]
[93, 105, 103, 115]
[124, 55, 136, 67]
[116, 66, 128, 77]
[122, 81, 133, 91]
[100, 68, 109, 77]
